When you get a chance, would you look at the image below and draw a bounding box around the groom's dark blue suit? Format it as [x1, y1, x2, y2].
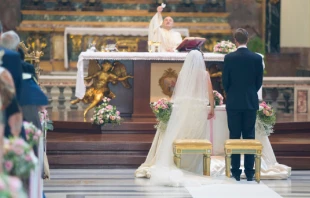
[222, 47, 263, 178]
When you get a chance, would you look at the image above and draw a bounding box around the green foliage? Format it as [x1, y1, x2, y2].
[257, 110, 276, 125]
[248, 36, 267, 75]
[248, 36, 265, 55]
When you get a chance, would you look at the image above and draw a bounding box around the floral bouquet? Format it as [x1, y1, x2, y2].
[213, 90, 224, 106]
[39, 108, 54, 131]
[256, 101, 276, 136]
[0, 174, 27, 198]
[23, 121, 42, 146]
[150, 98, 173, 130]
[91, 97, 122, 126]
[213, 40, 236, 54]
[3, 138, 36, 179]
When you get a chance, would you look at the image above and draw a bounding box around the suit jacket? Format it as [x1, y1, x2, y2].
[20, 61, 48, 106]
[222, 48, 263, 110]
[0, 47, 22, 102]
[0, 47, 26, 139]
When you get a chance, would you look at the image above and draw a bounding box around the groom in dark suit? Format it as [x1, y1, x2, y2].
[222, 28, 263, 181]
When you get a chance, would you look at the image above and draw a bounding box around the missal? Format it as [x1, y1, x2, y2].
[176, 37, 206, 52]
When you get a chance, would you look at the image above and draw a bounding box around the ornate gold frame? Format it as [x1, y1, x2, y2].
[158, 68, 178, 98]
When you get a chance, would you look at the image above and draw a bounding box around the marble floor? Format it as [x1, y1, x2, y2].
[44, 169, 310, 198]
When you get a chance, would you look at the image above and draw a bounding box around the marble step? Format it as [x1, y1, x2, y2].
[276, 156, 310, 170]
[48, 154, 146, 169]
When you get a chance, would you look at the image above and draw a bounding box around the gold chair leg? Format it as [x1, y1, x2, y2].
[174, 154, 181, 168]
[203, 154, 211, 176]
[225, 154, 231, 177]
[255, 154, 261, 183]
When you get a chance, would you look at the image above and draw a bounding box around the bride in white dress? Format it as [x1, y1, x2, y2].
[136, 50, 218, 186]
[135, 50, 291, 185]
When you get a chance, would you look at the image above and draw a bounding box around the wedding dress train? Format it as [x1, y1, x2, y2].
[135, 121, 291, 181]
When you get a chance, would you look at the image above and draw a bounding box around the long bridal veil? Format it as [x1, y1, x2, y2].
[149, 50, 220, 186]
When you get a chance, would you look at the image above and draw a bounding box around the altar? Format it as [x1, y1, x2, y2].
[64, 27, 190, 69]
[75, 52, 225, 118]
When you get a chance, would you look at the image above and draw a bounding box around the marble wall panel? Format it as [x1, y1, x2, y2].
[0, 0, 21, 31]
[226, 0, 263, 37]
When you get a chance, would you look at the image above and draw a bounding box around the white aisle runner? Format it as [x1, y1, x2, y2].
[186, 182, 282, 198]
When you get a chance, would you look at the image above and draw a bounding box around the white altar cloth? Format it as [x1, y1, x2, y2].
[207, 105, 229, 156]
[75, 52, 225, 99]
[64, 27, 190, 68]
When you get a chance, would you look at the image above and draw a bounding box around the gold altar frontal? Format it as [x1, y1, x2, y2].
[224, 139, 263, 183]
[173, 139, 212, 176]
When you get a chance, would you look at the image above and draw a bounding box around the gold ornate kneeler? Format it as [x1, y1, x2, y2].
[224, 139, 263, 183]
[173, 139, 212, 176]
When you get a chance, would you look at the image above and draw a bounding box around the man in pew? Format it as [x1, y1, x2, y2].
[0, 29, 24, 139]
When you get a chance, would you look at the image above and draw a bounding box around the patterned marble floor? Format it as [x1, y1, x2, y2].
[44, 169, 310, 198]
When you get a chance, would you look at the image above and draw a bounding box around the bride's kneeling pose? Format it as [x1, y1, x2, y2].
[135, 50, 217, 186]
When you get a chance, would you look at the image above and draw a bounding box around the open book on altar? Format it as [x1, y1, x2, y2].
[176, 37, 206, 52]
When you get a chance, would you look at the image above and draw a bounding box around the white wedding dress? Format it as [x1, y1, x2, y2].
[135, 51, 291, 186]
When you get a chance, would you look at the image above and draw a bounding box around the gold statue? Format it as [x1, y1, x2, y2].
[71, 60, 133, 118]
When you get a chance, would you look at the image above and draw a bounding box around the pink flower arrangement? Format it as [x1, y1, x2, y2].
[259, 101, 273, 116]
[213, 91, 224, 106]
[150, 98, 173, 125]
[3, 138, 36, 179]
[0, 174, 27, 198]
[23, 121, 42, 146]
[213, 40, 236, 54]
[91, 97, 122, 126]
[257, 101, 276, 126]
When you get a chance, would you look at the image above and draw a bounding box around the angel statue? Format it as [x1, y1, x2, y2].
[71, 60, 133, 118]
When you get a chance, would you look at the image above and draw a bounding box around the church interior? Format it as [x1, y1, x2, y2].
[0, 0, 310, 197]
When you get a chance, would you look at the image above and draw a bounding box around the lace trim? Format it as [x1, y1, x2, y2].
[78, 52, 225, 62]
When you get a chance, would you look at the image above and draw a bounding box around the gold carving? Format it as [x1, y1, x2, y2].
[158, 68, 178, 98]
[116, 39, 138, 52]
[70, 35, 83, 53]
[26, 35, 47, 53]
[71, 60, 133, 118]
[18, 41, 44, 81]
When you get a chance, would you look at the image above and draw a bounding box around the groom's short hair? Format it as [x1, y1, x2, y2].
[234, 28, 248, 44]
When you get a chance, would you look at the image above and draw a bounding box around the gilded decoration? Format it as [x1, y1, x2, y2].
[207, 64, 226, 100]
[70, 60, 133, 118]
[19, 41, 44, 81]
[116, 39, 139, 52]
[158, 68, 178, 98]
[26, 34, 47, 53]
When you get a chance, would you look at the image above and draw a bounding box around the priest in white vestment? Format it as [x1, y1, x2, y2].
[148, 6, 183, 52]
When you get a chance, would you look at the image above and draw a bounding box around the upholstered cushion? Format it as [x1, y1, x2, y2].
[225, 139, 262, 146]
[173, 139, 212, 147]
